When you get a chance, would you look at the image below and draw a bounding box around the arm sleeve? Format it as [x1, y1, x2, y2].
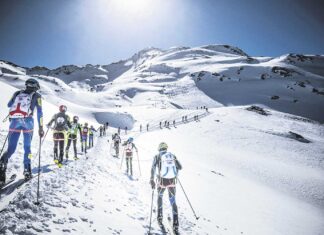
[7, 91, 20, 107]
[35, 94, 43, 128]
[78, 124, 82, 136]
[133, 143, 138, 151]
[150, 155, 158, 180]
[47, 114, 55, 127]
[174, 155, 182, 170]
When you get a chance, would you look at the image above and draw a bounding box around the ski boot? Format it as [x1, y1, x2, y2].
[74, 155, 79, 160]
[57, 161, 63, 168]
[173, 218, 180, 235]
[54, 152, 59, 164]
[157, 217, 166, 233]
[173, 224, 180, 235]
[0, 161, 7, 186]
[23, 165, 32, 181]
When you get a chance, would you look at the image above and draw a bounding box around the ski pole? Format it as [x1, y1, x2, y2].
[34, 127, 50, 158]
[119, 147, 125, 169]
[148, 189, 155, 234]
[136, 151, 141, 176]
[177, 178, 200, 220]
[34, 136, 42, 205]
[0, 133, 9, 157]
[2, 114, 9, 123]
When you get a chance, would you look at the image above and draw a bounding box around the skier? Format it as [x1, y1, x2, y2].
[112, 133, 121, 157]
[47, 105, 71, 167]
[89, 125, 96, 148]
[99, 125, 103, 137]
[140, 124, 142, 132]
[122, 137, 138, 176]
[81, 122, 89, 154]
[65, 116, 82, 160]
[159, 121, 162, 129]
[0, 78, 44, 183]
[146, 123, 149, 131]
[150, 142, 182, 234]
[103, 124, 106, 136]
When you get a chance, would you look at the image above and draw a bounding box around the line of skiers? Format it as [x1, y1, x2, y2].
[47, 106, 97, 167]
[0, 78, 185, 234]
[112, 134, 182, 234]
[0, 78, 98, 183]
[99, 122, 109, 137]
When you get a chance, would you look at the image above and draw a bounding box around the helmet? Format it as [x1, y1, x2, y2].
[128, 137, 134, 143]
[158, 142, 168, 151]
[59, 105, 67, 112]
[84, 122, 88, 126]
[73, 116, 79, 122]
[25, 78, 40, 91]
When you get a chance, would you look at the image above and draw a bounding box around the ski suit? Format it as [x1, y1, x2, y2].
[150, 151, 182, 229]
[65, 122, 82, 159]
[47, 112, 71, 164]
[122, 141, 138, 175]
[89, 127, 96, 148]
[0, 90, 43, 171]
[81, 125, 89, 153]
[112, 134, 121, 157]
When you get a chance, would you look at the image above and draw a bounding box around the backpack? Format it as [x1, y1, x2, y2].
[159, 152, 177, 179]
[9, 91, 35, 118]
[54, 113, 68, 130]
[82, 127, 89, 136]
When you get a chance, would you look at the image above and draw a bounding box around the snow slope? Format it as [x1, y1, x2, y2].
[0, 105, 323, 235]
[0, 44, 324, 235]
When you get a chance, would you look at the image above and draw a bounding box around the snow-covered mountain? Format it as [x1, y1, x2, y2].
[0, 45, 324, 235]
[1, 44, 324, 122]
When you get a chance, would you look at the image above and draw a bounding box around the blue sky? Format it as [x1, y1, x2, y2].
[0, 0, 323, 68]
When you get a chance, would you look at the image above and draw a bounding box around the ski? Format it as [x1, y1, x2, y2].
[158, 221, 168, 234]
[0, 174, 17, 190]
[0, 174, 33, 197]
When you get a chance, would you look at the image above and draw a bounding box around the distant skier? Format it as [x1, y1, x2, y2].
[99, 126, 103, 137]
[65, 116, 82, 160]
[81, 122, 89, 154]
[103, 124, 106, 136]
[150, 142, 182, 234]
[0, 78, 44, 183]
[47, 105, 71, 167]
[146, 123, 149, 131]
[159, 121, 162, 129]
[89, 125, 96, 148]
[112, 133, 121, 157]
[122, 137, 138, 176]
[173, 120, 176, 127]
[140, 124, 142, 132]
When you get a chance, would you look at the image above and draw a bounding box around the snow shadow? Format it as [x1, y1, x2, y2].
[94, 111, 135, 129]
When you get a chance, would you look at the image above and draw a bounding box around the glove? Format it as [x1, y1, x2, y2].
[39, 127, 44, 137]
[150, 179, 155, 189]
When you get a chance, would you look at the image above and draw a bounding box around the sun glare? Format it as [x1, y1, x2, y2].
[110, 0, 152, 16]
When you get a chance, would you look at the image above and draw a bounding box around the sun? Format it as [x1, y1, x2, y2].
[110, 0, 152, 15]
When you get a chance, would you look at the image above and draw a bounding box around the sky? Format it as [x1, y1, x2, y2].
[0, 0, 323, 68]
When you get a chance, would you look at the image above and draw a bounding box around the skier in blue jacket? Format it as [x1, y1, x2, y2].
[0, 78, 44, 184]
